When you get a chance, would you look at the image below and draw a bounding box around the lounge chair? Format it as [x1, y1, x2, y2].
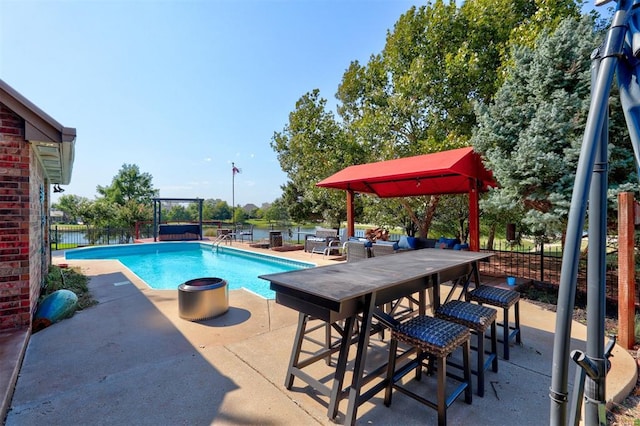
[238, 225, 254, 242]
[304, 228, 338, 253]
[310, 237, 344, 258]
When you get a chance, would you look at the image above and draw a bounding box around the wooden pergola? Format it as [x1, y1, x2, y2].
[316, 147, 496, 251]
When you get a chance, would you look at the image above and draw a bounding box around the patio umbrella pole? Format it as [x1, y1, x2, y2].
[550, 1, 638, 424]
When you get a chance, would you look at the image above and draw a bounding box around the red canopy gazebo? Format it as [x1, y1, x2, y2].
[316, 147, 496, 251]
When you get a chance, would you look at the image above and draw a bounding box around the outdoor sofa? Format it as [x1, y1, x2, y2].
[158, 224, 201, 241]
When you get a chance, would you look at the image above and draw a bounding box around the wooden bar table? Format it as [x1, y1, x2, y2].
[260, 248, 493, 425]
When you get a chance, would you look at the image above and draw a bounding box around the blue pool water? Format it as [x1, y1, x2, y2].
[65, 242, 314, 298]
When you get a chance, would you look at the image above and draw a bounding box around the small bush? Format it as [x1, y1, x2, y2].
[43, 266, 97, 310]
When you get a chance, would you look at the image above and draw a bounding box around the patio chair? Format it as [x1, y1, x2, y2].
[380, 311, 472, 426]
[466, 286, 521, 360]
[436, 300, 498, 397]
[304, 228, 338, 253]
[313, 236, 348, 258]
[238, 225, 254, 242]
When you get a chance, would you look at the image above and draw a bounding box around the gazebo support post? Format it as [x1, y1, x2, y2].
[346, 190, 355, 238]
[468, 178, 480, 252]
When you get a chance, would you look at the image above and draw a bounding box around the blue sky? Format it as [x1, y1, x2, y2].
[1, 0, 424, 207]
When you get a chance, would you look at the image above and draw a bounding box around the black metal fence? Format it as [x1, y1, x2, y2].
[51, 225, 637, 306]
[50, 224, 155, 250]
[478, 241, 636, 306]
[50, 223, 306, 249]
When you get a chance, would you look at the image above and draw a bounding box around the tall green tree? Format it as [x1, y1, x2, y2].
[210, 200, 232, 221]
[165, 204, 191, 222]
[77, 198, 118, 244]
[53, 194, 90, 224]
[271, 0, 582, 234]
[507, 0, 581, 49]
[97, 164, 157, 206]
[473, 16, 635, 241]
[334, 0, 550, 236]
[264, 198, 289, 224]
[430, 195, 472, 242]
[232, 207, 245, 224]
[183, 200, 208, 222]
[95, 164, 158, 240]
[271, 89, 365, 227]
[279, 181, 319, 223]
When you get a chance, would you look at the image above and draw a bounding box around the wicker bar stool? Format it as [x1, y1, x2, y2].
[466, 286, 521, 360]
[383, 315, 472, 426]
[435, 300, 498, 397]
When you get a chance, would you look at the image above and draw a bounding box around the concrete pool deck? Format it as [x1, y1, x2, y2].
[1, 243, 637, 425]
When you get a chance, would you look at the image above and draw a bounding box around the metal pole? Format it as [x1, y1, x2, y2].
[540, 239, 544, 282]
[584, 68, 609, 424]
[152, 199, 157, 242]
[232, 162, 235, 224]
[199, 199, 203, 240]
[549, 2, 632, 424]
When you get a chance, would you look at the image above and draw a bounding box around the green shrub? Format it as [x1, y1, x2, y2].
[43, 266, 97, 310]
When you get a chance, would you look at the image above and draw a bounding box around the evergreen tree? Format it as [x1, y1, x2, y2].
[473, 16, 635, 240]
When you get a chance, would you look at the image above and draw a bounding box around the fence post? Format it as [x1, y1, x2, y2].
[540, 239, 544, 282]
[618, 192, 636, 349]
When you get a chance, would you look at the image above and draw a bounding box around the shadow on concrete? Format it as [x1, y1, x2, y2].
[5, 259, 636, 425]
[196, 307, 252, 327]
[6, 271, 239, 425]
[226, 297, 636, 425]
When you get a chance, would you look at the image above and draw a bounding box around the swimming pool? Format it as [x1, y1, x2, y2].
[65, 242, 314, 298]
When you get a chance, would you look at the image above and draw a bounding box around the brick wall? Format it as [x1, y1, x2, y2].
[0, 103, 42, 330]
[29, 135, 48, 320]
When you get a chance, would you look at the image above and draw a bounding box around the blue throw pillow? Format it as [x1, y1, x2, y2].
[398, 236, 411, 250]
[406, 236, 416, 249]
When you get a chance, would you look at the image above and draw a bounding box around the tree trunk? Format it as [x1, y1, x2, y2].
[400, 195, 439, 238]
[486, 223, 496, 250]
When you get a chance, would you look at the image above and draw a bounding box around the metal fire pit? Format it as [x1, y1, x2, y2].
[178, 277, 229, 321]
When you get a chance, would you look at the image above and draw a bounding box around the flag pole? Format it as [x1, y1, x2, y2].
[231, 163, 241, 224]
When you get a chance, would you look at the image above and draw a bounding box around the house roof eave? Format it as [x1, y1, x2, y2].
[0, 79, 76, 185]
